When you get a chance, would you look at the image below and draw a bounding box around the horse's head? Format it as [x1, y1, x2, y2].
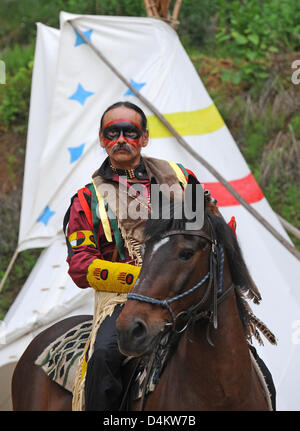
[116, 194, 261, 357]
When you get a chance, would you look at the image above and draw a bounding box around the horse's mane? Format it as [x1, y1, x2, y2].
[144, 202, 276, 346]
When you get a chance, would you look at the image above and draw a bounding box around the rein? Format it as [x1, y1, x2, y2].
[127, 219, 235, 340]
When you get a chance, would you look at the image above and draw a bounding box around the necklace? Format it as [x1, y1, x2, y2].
[110, 164, 136, 179]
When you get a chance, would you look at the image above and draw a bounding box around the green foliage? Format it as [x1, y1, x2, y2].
[0, 0, 146, 49]
[213, 0, 300, 86]
[177, 0, 219, 49]
[215, 0, 300, 57]
[0, 0, 96, 47]
[0, 250, 42, 319]
[0, 61, 32, 128]
[0, 42, 34, 128]
[290, 114, 300, 136]
[3, 43, 35, 76]
[96, 0, 146, 16]
[242, 109, 285, 170]
[262, 182, 300, 249]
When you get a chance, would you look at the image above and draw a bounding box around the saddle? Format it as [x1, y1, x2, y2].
[35, 317, 170, 409]
[35, 319, 93, 393]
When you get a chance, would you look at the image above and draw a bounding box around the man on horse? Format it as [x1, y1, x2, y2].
[64, 101, 199, 410]
[64, 101, 276, 411]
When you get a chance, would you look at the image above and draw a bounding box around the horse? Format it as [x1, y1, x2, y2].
[116, 202, 276, 411]
[11, 199, 275, 411]
[11, 314, 92, 410]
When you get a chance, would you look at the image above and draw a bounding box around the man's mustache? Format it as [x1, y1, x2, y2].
[110, 142, 135, 154]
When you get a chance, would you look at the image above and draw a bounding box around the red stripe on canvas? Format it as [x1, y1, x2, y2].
[202, 173, 264, 207]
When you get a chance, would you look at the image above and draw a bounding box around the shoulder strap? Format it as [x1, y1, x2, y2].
[63, 193, 77, 236]
[77, 186, 93, 227]
[168, 161, 188, 186]
[63, 193, 78, 258]
[83, 183, 101, 249]
[86, 182, 125, 260]
[90, 181, 112, 243]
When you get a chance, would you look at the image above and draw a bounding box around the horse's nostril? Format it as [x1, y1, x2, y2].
[131, 319, 147, 341]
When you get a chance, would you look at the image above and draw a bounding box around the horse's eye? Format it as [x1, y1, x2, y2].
[178, 249, 195, 261]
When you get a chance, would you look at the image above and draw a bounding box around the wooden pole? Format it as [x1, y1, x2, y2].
[68, 21, 300, 262]
[0, 248, 19, 292]
[144, 0, 153, 17]
[277, 214, 300, 241]
[172, 0, 183, 22]
[156, 0, 172, 19]
[150, 2, 160, 18]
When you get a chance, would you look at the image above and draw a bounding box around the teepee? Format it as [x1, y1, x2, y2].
[0, 10, 300, 410]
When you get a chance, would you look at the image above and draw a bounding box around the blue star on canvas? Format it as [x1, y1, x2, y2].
[74, 28, 93, 47]
[37, 205, 56, 226]
[69, 83, 94, 105]
[124, 79, 146, 96]
[68, 143, 85, 163]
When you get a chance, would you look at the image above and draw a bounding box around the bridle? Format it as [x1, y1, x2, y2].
[127, 215, 235, 345]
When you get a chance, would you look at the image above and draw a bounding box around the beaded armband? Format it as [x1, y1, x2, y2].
[86, 259, 140, 293]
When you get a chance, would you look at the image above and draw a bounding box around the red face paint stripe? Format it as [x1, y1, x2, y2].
[103, 136, 141, 150]
[102, 119, 143, 131]
[202, 173, 264, 207]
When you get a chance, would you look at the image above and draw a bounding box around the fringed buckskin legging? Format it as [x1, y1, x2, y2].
[84, 304, 125, 411]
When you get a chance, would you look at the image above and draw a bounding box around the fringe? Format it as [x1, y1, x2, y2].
[72, 291, 127, 411]
[249, 350, 273, 410]
[118, 220, 143, 267]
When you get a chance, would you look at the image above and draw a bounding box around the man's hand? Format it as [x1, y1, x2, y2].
[87, 259, 141, 293]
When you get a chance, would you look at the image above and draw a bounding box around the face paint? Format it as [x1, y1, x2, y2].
[102, 120, 144, 152]
[103, 118, 143, 133]
[103, 122, 142, 139]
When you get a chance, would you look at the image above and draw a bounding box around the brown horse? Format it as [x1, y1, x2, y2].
[11, 314, 91, 410]
[116, 204, 276, 411]
[12, 202, 275, 411]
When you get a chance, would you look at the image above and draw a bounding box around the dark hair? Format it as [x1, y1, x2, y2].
[100, 101, 147, 132]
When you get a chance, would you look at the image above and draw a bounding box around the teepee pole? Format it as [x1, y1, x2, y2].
[68, 21, 300, 263]
[144, 0, 154, 17]
[172, 0, 183, 22]
[0, 247, 19, 292]
[277, 214, 300, 241]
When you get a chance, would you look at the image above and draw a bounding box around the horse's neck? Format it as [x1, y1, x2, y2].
[180, 255, 251, 380]
[170, 291, 254, 407]
[185, 290, 249, 360]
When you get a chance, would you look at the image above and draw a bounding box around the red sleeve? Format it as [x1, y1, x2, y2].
[66, 196, 103, 288]
[186, 168, 198, 180]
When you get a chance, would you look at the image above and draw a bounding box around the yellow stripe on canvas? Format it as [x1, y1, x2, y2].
[147, 104, 224, 138]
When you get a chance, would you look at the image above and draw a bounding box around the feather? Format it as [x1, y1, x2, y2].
[247, 275, 262, 304]
[249, 312, 277, 345]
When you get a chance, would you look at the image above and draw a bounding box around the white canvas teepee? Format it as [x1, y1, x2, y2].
[1, 12, 300, 410]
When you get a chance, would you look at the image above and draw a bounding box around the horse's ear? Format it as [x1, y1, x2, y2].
[204, 190, 223, 217]
[183, 175, 204, 230]
[185, 174, 200, 212]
